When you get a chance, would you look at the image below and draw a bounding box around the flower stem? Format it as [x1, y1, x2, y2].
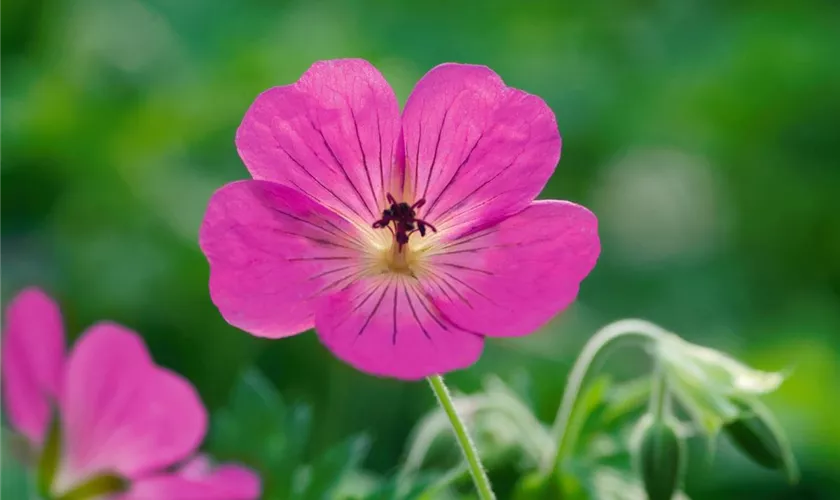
[544, 319, 671, 474]
[427, 375, 495, 500]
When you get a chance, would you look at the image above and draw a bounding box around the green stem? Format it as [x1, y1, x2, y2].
[650, 360, 669, 423]
[544, 319, 671, 474]
[427, 375, 495, 500]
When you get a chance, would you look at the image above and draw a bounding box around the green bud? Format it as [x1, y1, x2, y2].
[724, 414, 782, 469]
[723, 399, 799, 483]
[635, 416, 685, 500]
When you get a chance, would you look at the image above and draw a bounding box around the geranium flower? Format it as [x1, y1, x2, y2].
[1, 288, 260, 500]
[200, 59, 600, 380]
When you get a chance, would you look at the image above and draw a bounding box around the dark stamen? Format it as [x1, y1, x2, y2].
[372, 193, 438, 251]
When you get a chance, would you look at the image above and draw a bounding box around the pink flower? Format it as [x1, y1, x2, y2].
[200, 59, 600, 380]
[1, 288, 261, 500]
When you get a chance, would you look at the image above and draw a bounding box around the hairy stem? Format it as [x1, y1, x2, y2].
[427, 375, 495, 500]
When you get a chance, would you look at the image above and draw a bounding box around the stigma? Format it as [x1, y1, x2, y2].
[372, 193, 438, 252]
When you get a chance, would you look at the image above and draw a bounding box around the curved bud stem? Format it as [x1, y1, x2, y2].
[427, 375, 496, 500]
[543, 319, 672, 474]
[650, 359, 669, 423]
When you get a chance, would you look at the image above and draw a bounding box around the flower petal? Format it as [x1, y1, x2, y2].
[401, 63, 560, 236]
[236, 59, 402, 225]
[200, 180, 371, 338]
[315, 275, 484, 379]
[121, 459, 260, 500]
[56, 323, 206, 488]
[1, 287, 65, 445]
[423, 200, 599, 336]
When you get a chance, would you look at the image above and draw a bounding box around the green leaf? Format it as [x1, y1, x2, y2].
[207, 368, 310, 500]
[601, 378, 652, 429]
[228, 369, 287, 441]
[207, 369, 288, 466]
[512, 471, 564, 500]
[559, 375, 612, 459]
[298, 434, 371, 500]
[577, 377, 651, 457]
[357, 472, 440, 500]
[283, 404, 313, 467]
[414, 465, 470, 500]
[267, 403, 313, 499]
[2, 429, 36, 500]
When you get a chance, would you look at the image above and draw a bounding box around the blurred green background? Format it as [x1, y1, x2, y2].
[3, 0, 839, 498]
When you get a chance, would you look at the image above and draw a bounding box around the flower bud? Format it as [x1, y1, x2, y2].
[723, 399, 799, 483]
[724, 413, 782, 469]
[634, 415, 685, 500]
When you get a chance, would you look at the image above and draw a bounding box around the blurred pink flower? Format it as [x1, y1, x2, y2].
[200, 59, 600, 380]
[1, 288, 260, 500]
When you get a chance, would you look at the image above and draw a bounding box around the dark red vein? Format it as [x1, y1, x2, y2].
[424, 133, 485, 220]
[274, 141, 366, 222]
[404, 286, 433, 340]
[413, 119, 423, 198]
[421, 107, 449, 201]
[307, 116, 376, 219]
[352, 279, 387, 313]
[415, 288, 449, 331]
[272, 229, 358, 250]
[288, 256, 353, 262]
[374, 96, 385, 203]
[309, 265, 356, 281]
[432, 153, 519, 223]
[350, 107, 379, 213]
[439, 268, 502, 307]
[436, 229, 498, 251]
[358, 280, 391, 337]
[424, 269, 473, 309]
[391, 284, 399, 344]
[438, 262, 494, 275]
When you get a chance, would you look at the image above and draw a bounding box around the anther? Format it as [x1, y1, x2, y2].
[372, 193, 437, 251]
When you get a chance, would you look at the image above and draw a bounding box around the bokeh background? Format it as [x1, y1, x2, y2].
[3, 0, 839, 498]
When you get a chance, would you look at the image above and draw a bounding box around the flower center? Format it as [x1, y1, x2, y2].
[372, 193, 437, 252]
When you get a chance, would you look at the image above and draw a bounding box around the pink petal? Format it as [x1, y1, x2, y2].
[121, 459, 260, 500]
[199, 180, 371, 338]
[315, 275, 484, 379]
[401, 63, 561, 237]
[56, 323, 206, 488]
[1, 287, 65, 445]
[424, 200, 599, 337]
[236, 59, 402, 225]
